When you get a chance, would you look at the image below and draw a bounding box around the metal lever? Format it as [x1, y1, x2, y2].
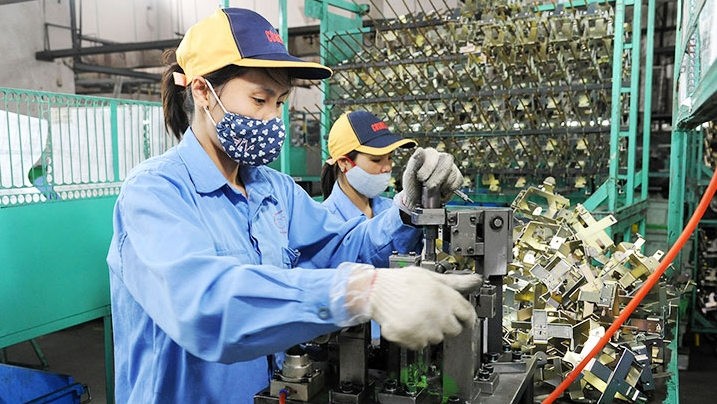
[453, 189, 474, 204]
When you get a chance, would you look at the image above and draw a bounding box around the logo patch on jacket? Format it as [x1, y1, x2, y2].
[274, 210, 288, 234]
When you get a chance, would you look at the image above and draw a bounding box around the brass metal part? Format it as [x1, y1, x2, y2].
[501, 178, 674, 402]
[324, 1, 619, 192]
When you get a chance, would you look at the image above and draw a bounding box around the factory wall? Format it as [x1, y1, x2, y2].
[0, 1, 75, 93]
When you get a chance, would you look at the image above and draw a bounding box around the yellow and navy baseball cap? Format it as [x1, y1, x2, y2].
[328, 111, 417, 163]
[175, 8, 332, 84]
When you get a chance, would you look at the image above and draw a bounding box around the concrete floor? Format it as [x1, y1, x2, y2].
[679, 334, 717, 404]
[2, 319, 717, 403]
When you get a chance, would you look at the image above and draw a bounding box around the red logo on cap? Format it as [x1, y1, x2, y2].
[265, 30, 284, 44]
[371, 122, 388, 132]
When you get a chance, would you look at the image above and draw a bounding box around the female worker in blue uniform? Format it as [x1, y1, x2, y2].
[321, 110, 423, 263]
[321, 111, 423, 344]
[106, 8, 473, 404]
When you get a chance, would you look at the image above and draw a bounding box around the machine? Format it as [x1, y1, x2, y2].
[255, 187, 539, 404]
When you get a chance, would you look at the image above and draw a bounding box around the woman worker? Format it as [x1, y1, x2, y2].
[321, 110, 424, 261]
[106, 7, 472, 403]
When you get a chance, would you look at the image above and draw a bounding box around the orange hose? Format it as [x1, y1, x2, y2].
[542, 167, 717, 403]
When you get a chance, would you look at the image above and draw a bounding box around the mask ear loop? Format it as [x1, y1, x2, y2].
[203, 79, 229, 126]
[340, 155, 357, 173]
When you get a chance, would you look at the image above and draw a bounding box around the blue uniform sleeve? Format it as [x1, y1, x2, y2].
[320, 191, 423, 266]
[286, 184, 422, 268]
[110, 171, 359, 364]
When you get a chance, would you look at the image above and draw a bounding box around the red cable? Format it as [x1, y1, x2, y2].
[279, 389, 288, 404]
[542, 167, 717, 403]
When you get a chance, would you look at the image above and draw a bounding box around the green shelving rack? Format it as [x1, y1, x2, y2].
[669, 0, 717, 338]
[308, 0, 655, 241]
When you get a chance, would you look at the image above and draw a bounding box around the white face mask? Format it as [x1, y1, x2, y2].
[345, 165, 391, 198]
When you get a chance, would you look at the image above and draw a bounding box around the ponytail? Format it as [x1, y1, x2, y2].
[161, 50, 193, 140]
[320, 162, 340, 199]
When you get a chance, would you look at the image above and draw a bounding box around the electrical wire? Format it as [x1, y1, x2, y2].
[279, 388, 289, 404]
[542, 166, 717, 403]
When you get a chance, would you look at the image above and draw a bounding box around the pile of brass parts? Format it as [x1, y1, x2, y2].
[505, 178, 678, 403]
[322, 0, 632, 192]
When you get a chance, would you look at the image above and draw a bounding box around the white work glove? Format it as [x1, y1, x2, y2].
[343, 265, 482, 350]
[395, 147, 464, 212]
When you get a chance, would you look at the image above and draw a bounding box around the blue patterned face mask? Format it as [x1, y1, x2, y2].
[204, 80, 286, 166]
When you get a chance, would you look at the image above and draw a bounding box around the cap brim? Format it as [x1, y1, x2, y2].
[355, 138, 417, 156]
[236, 53, 332, 80]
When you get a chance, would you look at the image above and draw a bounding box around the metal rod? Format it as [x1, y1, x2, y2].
[307, 105, 332, 131]
[317, 38, 366, 100]
[334, 24, 420, 130]
[36, 38, 182, 61]
[361, 1, 451, 132]
[69, 0, 80, 64]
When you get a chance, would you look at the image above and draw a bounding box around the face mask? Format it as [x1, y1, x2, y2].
[345, 165, 391, 198]
[204, 80, 285, 166]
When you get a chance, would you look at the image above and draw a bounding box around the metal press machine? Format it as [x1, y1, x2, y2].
[255, 188, 541, 404]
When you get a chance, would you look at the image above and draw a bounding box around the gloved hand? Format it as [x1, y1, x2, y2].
[395, 147, 464, 212]
[343, 265, 482, 350]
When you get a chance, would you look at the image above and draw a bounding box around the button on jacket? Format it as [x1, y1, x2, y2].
[107, 129, 420, 403]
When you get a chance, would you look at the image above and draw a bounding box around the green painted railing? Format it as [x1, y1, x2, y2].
[0, 87, 174, 403]
[0, 87, 173, 345]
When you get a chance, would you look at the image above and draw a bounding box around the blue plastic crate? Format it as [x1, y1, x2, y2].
[0, 364, 86, 403]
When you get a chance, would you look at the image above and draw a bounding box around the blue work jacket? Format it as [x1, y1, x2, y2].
[322, 182, 423, 341]
[106, 129, 420, 403]
[323, 182, 423, 264]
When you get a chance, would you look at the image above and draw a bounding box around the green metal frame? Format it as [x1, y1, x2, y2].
[0, 199, 115, 346]
[0, 87, 173, 404]
[581, 0, 654, 242]
[277, 0, 291, 175]
[669, 0, 717, 337]
[310, 0, 654, 237]
[258, 0, 326, 183]
[304, 0, 370, 164]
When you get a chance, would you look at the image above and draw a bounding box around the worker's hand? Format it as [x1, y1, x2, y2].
[395, 147, 464, 212]
[343, 265, 481, 350]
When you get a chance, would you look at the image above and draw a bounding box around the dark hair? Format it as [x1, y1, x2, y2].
[160, 50, 250, 140]
[320, 150, 358, 199]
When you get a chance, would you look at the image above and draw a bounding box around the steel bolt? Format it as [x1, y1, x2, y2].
[512, 350, 523, 361]
[339, 381, 355, 393]
[484, 352, 500, 362]
[383, 379, 398, 393]
[490, 216, 504, 230]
